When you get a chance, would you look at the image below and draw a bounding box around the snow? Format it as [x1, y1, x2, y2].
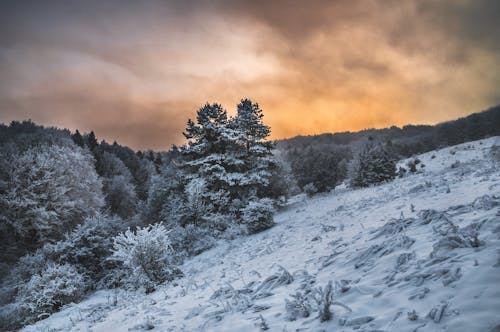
[22, 137, 500, 332]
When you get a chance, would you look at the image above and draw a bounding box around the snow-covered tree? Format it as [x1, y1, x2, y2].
[231, 99, 277, 199]
[179, 103, 235, 226]
[50, 214, 124, 284]
[178, 100, 278, 233]
[349, 138, 396, 188]
[0, 145, 104, 253]
[143, 161, 184, 226]
[111, 223, 180, 292]
[94, 151, 138, 218]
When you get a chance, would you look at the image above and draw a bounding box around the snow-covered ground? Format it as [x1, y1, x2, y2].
[23, 137, 500, 332]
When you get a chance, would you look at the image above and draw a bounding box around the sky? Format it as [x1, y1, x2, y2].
[1, 0, 499, 150]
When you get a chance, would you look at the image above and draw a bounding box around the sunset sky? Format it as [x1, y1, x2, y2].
[1, 0, 499, 150]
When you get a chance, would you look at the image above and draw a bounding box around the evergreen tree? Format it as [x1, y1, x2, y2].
[232, 99, 275, 199]
[71, 130, 84, 147]
[179, 103, 234, 228]
[178, 100, 278, 232]
[349, 138, 396, 188]
[85, 131, 98, 150]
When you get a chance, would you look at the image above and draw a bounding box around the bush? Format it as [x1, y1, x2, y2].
[240, 198, 276, 234]
[15, 263, 86, 323]
[51, 214, 125, 285]
[111, 223, 180, 292]
[168, 224, 216, 261]
[284, 280, 351, 323]
[303, 183, 318, 197]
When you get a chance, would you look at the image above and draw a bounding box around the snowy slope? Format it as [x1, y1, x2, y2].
[23, 137, 500, 332]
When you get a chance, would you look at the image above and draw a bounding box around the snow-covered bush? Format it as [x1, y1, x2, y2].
[169, 224, 216, 261]
[406, 158, 420, 173]
[52, 214, 125, 285]
[284, 281, 351, 323]
[240, 198, 276, 234]
[490, 145, 500, 161]
[111, 223, 181, 292]
[285, 292, 312, 321]
[0, 213, 123, 322]
[303, 183, 318, 197]
[15, 263, 86, 323]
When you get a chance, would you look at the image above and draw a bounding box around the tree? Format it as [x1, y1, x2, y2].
[93, 150, 139, 218]
[71, 130, 84, 147]
[286, 144, 350, 194]
[349, 138, 396, 188]
[85, 131, 98, 150]
[178, 100, 279, 233]
[232, 99, 276, 199]
[0, 145, 104, 254]
[104, 175, 137, 218]
[179, 103, 234, 227]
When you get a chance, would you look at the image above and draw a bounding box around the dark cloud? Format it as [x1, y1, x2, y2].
[0, 0, 499, 150]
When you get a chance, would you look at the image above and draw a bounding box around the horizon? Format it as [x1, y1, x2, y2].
[3, 103, 498, 152]
[1, 1, 499, 150]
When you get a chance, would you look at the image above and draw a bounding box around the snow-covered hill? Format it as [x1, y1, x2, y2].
[23, 137, 500, 332]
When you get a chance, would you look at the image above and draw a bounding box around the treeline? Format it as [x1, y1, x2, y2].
[279, 105, 500, 193]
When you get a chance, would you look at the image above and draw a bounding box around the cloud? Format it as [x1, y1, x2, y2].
[0, 0, 499, 149]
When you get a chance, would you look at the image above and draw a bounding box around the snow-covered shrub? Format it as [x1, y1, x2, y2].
[8, 247, 52, 284]
[111, 223, 181, 292]
[490, 145, 500, 161]
[0, 302, 27, 331]
[209, 283, 253, 313]
[285, 292, 312, 321]
[15, 263, 86, 323]
[397, 166, 407, 178]
[254, 266, 293, 294]
[284, 281, 351, 323]
[168, 224, 216, 261]
[303, 182, 318, 197]
[314, 281, 334, 322]
[52, 214, 125, 286]
[240, 198, 276, 234]
[406, 158, 420, 173]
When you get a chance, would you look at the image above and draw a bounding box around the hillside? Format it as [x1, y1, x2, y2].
[23, 137, 500, 332]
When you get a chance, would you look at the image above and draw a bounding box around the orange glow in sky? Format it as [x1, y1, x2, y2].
[1, 1, 499, 150]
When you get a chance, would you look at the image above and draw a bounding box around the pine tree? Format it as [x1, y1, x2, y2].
[349, 138, 396, 188]
[85, 131, 98, 150]
[71, 130, 84, 147]
[232, 99, 275, 198]
[179, 103, 233, 228]
[177, 100, 278, 232]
